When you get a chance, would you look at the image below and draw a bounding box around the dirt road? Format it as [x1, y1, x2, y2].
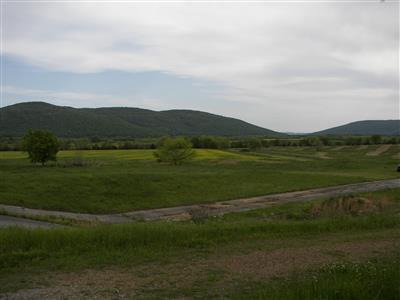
[0, 215, 63, 229]
[0, 178, 399, 226]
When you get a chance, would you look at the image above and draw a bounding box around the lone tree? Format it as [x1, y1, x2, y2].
[23, 129, 60, 165]
[154, 137, 195, 165]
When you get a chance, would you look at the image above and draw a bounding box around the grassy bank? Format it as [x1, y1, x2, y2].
[1, 189, 399, 271]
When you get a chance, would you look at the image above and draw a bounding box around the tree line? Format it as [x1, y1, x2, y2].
[12, 129, 400, 166]
[1, 134, 399, 152]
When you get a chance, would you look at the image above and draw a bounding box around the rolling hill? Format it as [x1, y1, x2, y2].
[0, 102, 281, 137]
[313, 120, 400, 136]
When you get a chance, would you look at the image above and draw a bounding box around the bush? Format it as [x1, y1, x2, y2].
[154, 137, 195, 165]
[22, 129, 60, 165]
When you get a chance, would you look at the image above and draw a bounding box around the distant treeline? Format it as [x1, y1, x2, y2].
[1, 134, 399, 151]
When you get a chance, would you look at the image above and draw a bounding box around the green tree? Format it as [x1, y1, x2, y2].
[246, 137, 262, 150]
[371, 135, 382, 145]
[154, 137, 195, 165]
[23, 129, 60, 165]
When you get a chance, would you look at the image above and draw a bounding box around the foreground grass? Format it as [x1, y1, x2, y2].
[1, 189, 399, 297]
[0, 146, 399, 213]
[1, 189, 400, 272]
[233, 256, 400, 300]
[0, 216, 396, 272]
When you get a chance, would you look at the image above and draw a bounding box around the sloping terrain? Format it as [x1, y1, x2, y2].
[313, 120, 400, 136]
[0, 102, 280, 137]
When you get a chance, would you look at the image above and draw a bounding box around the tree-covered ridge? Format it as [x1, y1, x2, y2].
[0, 102, 280, 137]
[313, 120, 400, 136]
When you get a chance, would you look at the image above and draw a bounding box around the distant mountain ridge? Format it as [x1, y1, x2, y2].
[313, 120, 400, 136]
[0, 102, 281, 137]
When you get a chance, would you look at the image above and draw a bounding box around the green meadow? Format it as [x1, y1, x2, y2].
[0, 145, 399, 213]
[1, 145, 399, 298]
[1, 145, 399, 213]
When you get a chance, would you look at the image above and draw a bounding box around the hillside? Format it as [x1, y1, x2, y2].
[0, 102, 281, 137]
[313, 120, 400, 136]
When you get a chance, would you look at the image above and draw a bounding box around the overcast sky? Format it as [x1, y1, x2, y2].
[1, 1, 399, 132]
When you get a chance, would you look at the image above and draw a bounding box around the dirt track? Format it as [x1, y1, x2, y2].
[0, 178, 399, 227]
[0, 215, 63, 229]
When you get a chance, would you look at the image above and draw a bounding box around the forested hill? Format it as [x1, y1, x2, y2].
[313, 120, 400, 136]
[0, 102, 281, 137]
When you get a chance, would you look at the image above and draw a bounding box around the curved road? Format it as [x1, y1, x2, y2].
[0, 215, 63, 229]
[0, 178, 399, 228]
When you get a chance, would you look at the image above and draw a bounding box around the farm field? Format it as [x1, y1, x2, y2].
[1, 188, 399, 299]
[1, 146, 399, 299]
[0, 145, 399, 213]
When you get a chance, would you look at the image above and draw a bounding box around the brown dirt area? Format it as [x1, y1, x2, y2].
[316, 152, 332, 159]
[332, 146, 347, 151]
[366, 145, 392, 156]
[2, 237, 398, 300]
[221, 239, 397, 279]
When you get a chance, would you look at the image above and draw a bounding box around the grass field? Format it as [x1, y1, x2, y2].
[0, 145, 399, 213]
[1, 188, 399, 298]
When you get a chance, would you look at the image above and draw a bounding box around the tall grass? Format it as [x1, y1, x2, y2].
[233, 256, 400, 300]
[1, 213, 399, 270]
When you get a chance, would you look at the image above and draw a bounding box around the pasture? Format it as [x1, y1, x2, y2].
[0, 145, 399, 213]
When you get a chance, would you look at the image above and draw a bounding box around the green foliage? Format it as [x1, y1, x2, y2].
[1, 134, 398, 153]
[314, 120, 400, 136]
[154, 137, 195, 165]
[22, 130, 60, 165]
[190, 136, 230, 149]
[371, 134, 382, 144]
[0, 102, 280, 137]
[247, 137, 263, 150]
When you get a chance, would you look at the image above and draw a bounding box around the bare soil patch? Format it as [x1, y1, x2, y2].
[316, 152, 332, 159]
[366, 145, 392, 156]
[332, 146, 347, 151]
[221, 239, 396, 279]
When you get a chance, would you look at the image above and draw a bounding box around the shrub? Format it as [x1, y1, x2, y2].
[22, 129, 60, 165]
[154, 137, 195, 165]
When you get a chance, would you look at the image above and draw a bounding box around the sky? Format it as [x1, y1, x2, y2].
[1, 1, 399, 132]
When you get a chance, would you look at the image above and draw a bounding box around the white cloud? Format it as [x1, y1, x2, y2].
[2, 1, 399, 131]
[4, 85, 128, 106]
[3, 85, 170, 111]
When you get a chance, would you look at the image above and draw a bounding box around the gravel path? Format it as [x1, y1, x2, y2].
[0, 215, 64, 229]
[0, 178, 399, 225]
